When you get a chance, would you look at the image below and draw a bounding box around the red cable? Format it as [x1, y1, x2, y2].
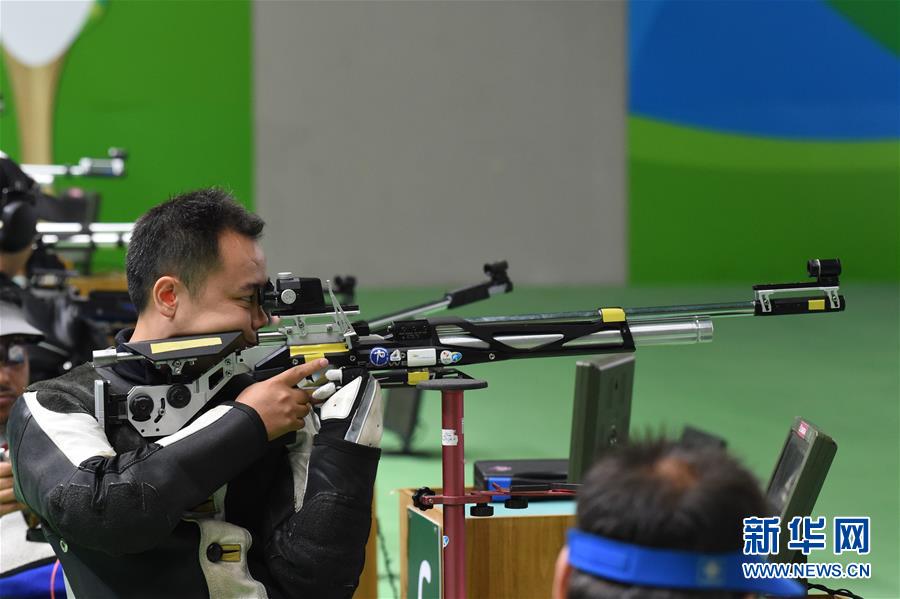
[50, 559, 60, 599]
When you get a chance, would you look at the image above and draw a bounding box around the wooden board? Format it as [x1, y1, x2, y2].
[398, 487, 574, 599]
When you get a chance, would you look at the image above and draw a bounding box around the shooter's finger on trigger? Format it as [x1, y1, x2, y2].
[276, 358, 329, 385]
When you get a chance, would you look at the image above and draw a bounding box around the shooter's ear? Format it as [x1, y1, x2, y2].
[150, 275, 183, 319]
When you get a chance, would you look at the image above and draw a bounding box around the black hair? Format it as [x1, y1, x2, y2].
[567, 438, 769, 599]
[126, 188, 264, 312]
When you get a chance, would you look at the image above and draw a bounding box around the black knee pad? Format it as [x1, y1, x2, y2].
[267, 492, 371, 599]
[266, 436, 380, 599]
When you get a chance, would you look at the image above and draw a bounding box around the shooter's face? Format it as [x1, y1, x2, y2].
[171, 230, 269, 347]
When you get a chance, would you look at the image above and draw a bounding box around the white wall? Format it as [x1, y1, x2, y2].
[255, 0, 626, 287]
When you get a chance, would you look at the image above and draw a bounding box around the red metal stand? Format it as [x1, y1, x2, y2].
[413, 376, 576, 598]
[417, 377, 487, 599]
[441, 388, 466, 599]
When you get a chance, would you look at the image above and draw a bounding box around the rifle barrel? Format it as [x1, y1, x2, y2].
[439, 317, 714, 351]
[466, 301, 754, 324]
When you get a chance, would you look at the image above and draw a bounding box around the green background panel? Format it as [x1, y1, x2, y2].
[0, 0, 253, 272]
[629, 117, 900, 284]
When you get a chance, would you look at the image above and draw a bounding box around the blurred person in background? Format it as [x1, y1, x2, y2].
[0, 288, 65, 598]
[0, 154, 107, 383]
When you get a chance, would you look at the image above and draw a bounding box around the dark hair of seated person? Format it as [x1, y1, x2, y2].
[568, 438, 770, 599]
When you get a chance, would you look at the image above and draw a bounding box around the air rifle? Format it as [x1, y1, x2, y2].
[18, 148, 127, 185]
[92, 261, 514, 436]
[92, 259, 843, 438]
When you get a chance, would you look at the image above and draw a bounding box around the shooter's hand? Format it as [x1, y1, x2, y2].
[237, 358, 329, 441]
[0, 461, 27, 517]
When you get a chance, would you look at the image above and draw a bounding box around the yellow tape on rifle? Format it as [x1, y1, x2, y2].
[407, 371, 430, 385]
[808, 299, 826, 311]
[150, 337, 222, 354]
[289, 343, 349, 360]
[600, 308, 626, 323]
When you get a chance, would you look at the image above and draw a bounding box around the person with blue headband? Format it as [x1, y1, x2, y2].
[551, 438, 806, 598]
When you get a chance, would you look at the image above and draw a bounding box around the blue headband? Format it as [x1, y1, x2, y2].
[567, 529, 805, 597]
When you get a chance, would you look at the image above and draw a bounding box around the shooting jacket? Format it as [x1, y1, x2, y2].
[7, 331, 380, 599]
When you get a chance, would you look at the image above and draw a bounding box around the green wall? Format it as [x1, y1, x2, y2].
[0, 0, 253, 272]
[629, 117, 900, 283]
